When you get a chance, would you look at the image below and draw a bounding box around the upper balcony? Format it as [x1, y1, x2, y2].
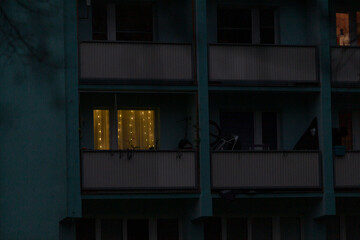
[77, 0, 194, 85]
[206, 1, 320, 86]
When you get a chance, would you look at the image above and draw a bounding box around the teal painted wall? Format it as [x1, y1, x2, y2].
[0, 0, 78, 239]
[80, 93, 197, 150]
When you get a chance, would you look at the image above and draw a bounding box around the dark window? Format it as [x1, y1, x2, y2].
[220, 112, 254, 150]
[252, 218, 272, 240]
[204, 218, 222, 240]
[346, 216, 360, 240]
[157, 219, 179, 240]
[116, 5, 153, 41]
[262, 112, 277, 150]
[101, 219, 122, 240]
[326, 217, 340, 240]
[217, 7, 252, 43]
[127, 219, 149, 240]
[260, 9, 275, 44]
[76, 219, 96, 240]
[92, 5, 107, 40]
[227, 218, 247, 240]
[280, 217, 301, 240]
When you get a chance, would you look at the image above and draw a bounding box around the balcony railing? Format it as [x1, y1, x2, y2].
[208, 45, 318, 85]
[81, 150, 197, 191]
[331, 47, 360, 85]
[211, 151, 321, 190]
[334, 151, 360, 189]
[79, 42, 193, 83]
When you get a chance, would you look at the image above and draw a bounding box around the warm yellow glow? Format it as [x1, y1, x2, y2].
[336, 13, 350, 46]
[93, 110, 110, 150]
[117, 110, 155, 150]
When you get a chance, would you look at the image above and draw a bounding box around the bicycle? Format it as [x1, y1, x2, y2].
[209, 120, 241, 151]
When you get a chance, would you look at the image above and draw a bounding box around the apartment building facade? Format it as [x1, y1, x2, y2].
[1, 0, 360, 239]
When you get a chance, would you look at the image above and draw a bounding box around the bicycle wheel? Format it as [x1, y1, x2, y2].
[209, 120, 221, 146]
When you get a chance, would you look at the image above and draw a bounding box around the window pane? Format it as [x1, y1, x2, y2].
[252, 218, 272, 240]
[227, 218, 247, 240]
[280, 217, 301, 240]
[217, 7, 252, 43]
[357, 12, 360, 46]
[93, 110, 110, 150]
[336, 13, 350, 46]
[262, 112, 277, 150]
[338, 112, 352, 150]
[127, 219, 149, 240]
[118, 110, 155, 150]
[326, 217, 340, 240]
[101, 219, 122, 240]
[76, 219, 95, 240]
[204, 218, 221, 240]
[220, 112, 254, 150]
[92, 4, 107, 40]
[116, 5, 153, 41]
[260, 9, 275, 44]
[346, 216, 360, 240]
[157, 219, 179, 240]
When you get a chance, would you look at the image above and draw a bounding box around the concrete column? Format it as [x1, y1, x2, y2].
[195, 0, 212, 218]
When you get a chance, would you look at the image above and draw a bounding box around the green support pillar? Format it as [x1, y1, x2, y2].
[195, 0, 213, 218]
[317, 0, 336, 217]
[64, 0, 82, 218]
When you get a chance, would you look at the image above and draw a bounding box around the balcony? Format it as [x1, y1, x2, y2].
[331, 47, 360, 85]
[211, 151, 321, 190]
[208, 45, 318, 85]
[79, 42, 193, 84]
[334, 151, 360, 189]
[81, 150, 198, 192]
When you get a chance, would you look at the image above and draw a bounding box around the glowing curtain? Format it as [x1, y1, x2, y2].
[118, 110, 155, 149]
[93, 110, 110, 150]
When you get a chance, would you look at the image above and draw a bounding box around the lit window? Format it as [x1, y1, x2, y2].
[93, 110, 110, 150]
[336, 13, 350, 46]
[117, 110, 155, 150]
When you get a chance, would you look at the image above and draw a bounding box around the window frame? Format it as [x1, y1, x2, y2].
[92, 3, 155, 41]
[216, 5, 278, 44]
[334, 9, 360, 46]
[79, 218, 181, 240]
[218, 111, 280, 150]
[92, 107, 159, 151]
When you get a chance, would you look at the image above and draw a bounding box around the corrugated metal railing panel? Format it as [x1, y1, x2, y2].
[80, 42, 193, 81]
[331, 47, 360, 83]
[334, 152, 360, 188]
[208, 45, 318, 82]
[211, 151, 321, 189]
[82, 151, 197, 190]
